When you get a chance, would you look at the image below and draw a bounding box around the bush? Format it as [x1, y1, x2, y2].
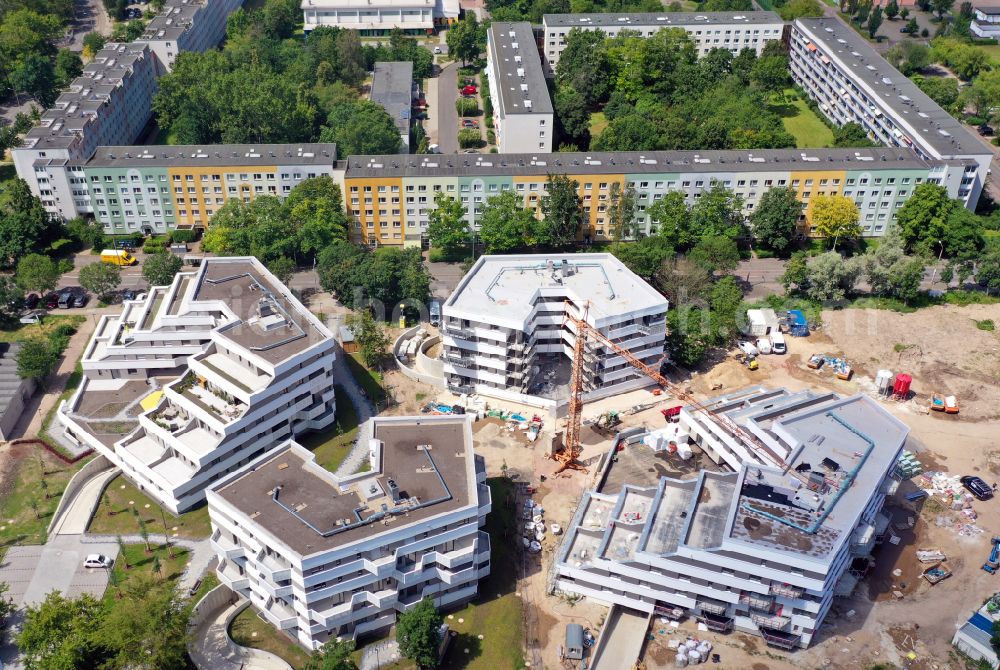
[456, 98, 479, 117]
[967, 115, 987, 126]
[458, 129, 484, 148]
[143, 236, 167, 253]
[169, 229, 196, 243]
[57, 259, 74, 274]
[487, 129, 496, 144]
[52, 324, 78, 338]
[47, 238, 78, 256]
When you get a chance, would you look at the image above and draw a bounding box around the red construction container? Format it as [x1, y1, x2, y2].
[893, 373, 912, 398]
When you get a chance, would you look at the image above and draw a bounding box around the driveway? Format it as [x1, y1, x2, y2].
[427, 258, 466, 299]
[436, 62, 460, 154]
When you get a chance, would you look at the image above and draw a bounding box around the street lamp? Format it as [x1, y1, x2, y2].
[929, 239, 945, 284]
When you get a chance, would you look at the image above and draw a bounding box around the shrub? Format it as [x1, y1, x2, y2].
[57, 259, 74, 274]
[487, 129, 496, 144]
[977, 319, 995, 331]
[169, 229, 196, 243]
[456, 98, 479, 117]
[52, 324, 78, 338]
[143, 236, 167, 253]
[458, 129, 484, 148]
[47, 238, 78, 256]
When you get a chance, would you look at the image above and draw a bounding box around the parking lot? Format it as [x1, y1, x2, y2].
[0, 536, 117, 607]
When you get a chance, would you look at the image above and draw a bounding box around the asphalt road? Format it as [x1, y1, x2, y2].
[436, 62, 460, 155]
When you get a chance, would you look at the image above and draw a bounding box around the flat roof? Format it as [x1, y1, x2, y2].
[543, 11, 782, 27]
[86, 143, 338, 168]
[370, 62, 413, 139]
[193, 258, 331, 365]
[976, 5, 1000, 13]
[139, 0, 209, 42]
[444, 254, 667, 329]
[795, 18, 989, 158]
[488, 22, 553, 115]
[344, 147, 971, 178]
[214, 416, 478, 556]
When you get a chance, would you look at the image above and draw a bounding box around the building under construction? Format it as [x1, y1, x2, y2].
[554, 387, 907, 649]
[439, 254, 668, 405]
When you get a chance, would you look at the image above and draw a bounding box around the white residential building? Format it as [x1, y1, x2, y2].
[57, 257, 337, 514]
[789, 17, 991, 208]
[440, 254, 668, 405]
[137, 0, 246, 73]
[206, 415, 491, 648]
[971, 6, 1000, 39]
[555, 387, 908, 650]
[11, 43, 158, 220]
[370, 62, 415, 151]
[301, 0, 458, 34]
[486, 22, 554, 153]
[541, 11, 785, 74]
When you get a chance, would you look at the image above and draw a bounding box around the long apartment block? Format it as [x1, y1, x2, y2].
[789, 17, 991, 207]
[440, 254, 668, 405]
[301, 0, 458, 34]
[206, 415, 491, 648]
[541, 11, 784, 74]
[137, 0, 245, 73]
[76, 143, 339, 234]
[555, 387, 907, 650]
[12, 43, 159, 220]
[486, 22, 554, 153]
[343, 147, 974, 247]
[57, 257, 337, 514]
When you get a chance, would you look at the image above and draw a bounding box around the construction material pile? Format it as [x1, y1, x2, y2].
[918, 471, 983, 536]
[895, 450, 924, 479]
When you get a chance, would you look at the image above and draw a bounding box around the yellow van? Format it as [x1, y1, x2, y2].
[100, 249, 137, 266]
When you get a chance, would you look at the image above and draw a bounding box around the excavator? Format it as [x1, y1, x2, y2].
[553, 301, 792, 476]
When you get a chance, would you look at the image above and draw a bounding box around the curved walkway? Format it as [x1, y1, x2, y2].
[189, 592, 294, 670]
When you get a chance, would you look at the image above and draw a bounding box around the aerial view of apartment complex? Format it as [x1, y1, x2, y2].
[556, 388, 907, 650]
[207, 415, 491, 647]
[57, 257, 337, 513]
[440, 254, 667, 403]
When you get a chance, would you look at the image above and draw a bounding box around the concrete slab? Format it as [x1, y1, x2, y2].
[0, 546, 44, 604]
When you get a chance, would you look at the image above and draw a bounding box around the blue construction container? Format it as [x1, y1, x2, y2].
[787, 310, 809, 337]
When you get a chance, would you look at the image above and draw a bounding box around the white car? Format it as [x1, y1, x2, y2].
[83, 553, 113, 569]
[737, 341, 759, 357]
[433, 46, 442, 54]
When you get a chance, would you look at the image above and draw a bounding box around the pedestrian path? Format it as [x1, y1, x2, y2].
[189, 596, 293, 670]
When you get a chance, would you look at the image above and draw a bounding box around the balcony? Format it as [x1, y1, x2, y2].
[445, 324, 474, 339]
[749, 609, 791, 630]
[700, 611, 734, 632]
[760, 627, 800, 650]
[769, 583, 804, 599]
[210, 530, 246, 560]
[697, 599, 729, 616]
[739, 592, 775, 610]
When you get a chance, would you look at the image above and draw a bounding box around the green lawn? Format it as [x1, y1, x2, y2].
[230, 605, 313, 669]
[0, 448, 88, 548]
[298, 385, 360, 471]
[346, 353, 387, 405]
[0, 315, 86, 344]
[105, 542, 190, 601]
[589, 112, 609, 140]
[973, 42, 1000, 64]
[769, 89, 835, 148]
[88, 474, 212, 539]
[439, 478, 524, 670]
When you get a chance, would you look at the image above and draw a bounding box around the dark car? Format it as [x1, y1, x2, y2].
[57, 290, 73, 309]
[43, 292, 60, 309]
[961, 476, 994, 501]
[24, 293, 39, 309]
[979, 124, 995, 136]
[71, 292, 88, 308]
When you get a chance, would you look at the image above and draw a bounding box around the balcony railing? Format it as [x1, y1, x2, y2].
[697, 599, 728, 616]
[739, 592, 775, 610]
[769, 583, 804, 599]
[749, 610, 791, 629]
[700, 611, 734, 632]
[760, 628, 801, 650]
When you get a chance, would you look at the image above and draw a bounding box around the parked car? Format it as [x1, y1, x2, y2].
[43, 292, 60, 309]
[24, 293, 39, 309]
[979, 124, 995, 136]
[122, 289, 136, 302]
[83, 554, 113, 569]
[19, 311, 43, 325]
[770, 332, 787, 355]
[737, 341, 759, 357]
[433, 46, 442, 54]
[71, 292, 88, 308]
[57, 290, 74, 309]
[461, 120, 478, 128]
[463, 149, 478, 154]
[961, 476, 994, 500]
[134, 292, 147, 302]
[429, 300, 441, 327]
[755, 337, 772, 355]
[461, 85, 478, 95]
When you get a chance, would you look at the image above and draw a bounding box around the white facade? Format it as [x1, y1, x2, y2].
[137, 0, 245, 73]
[12, 43, 158, 220]
[57, 257, 337, 514]
[790, 18, 990, 209]
[206, 415, 491, 648]
[440, 254, 668, 403]
[971, 7, 1000, 39]
[301, 0, 458, 34]
[541, 11, 785, 74]
[555, 387, 908, 650]
[486, 22, 554, 153]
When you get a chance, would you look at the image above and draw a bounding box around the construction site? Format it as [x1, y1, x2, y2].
[382, 299, 1000, 670]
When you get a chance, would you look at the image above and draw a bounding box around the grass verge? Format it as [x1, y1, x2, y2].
[346, 353, 387, 405]
[298, 385, 360, 472]
[229, 605, 313, 669]
[0, 446, 85, 547]
[105, 542, 190, 601]
[589, 111, 609, 140]
[88, 474, 212, 539]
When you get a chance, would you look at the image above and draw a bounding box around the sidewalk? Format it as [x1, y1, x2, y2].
[189, 598, 293, 670]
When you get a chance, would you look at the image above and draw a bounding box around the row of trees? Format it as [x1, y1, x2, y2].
[553, 30, 799, 152]
[152, 0, 425, 153]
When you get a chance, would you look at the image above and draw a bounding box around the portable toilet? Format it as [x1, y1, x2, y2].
[565, 623, 584, 661]
[875, 370, 893, 397]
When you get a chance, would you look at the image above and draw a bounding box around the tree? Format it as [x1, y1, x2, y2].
[901, 6, 910, 18]
[913, 74, 959, 111]
[426, 193, 469, 255]
[895, 183, 956, 255]
[751, 187, 800, 253]
[0, 276, 25, 319]
[478, 190, 542, 253]
[656, 257, 713, 305]
[95, 574, 190, 669]
[650, 192, 695, 250]
[151, 554, 161, 577]
[709, 275, 744, 342]
[554, 85, 590, 149]
[810, 195, 860, 249]
[541, 174, 583, 247]
[931, 0, 951, 19]
[977, 246, 1000, 294]
[906, 17, 919, 34]
[11, 53, 57, 107]
[16, 338, 58, 384]
[142, 252, 183, 287]
[885, 41, 930, 75]
[138, 518, 150, 552]
[962, 68, 1000, 123]
[690, 184, 747, 240]
[885, 0, 899, 19]
[396, 597, 443, 669]
[304, 639, 358, 670]
[781, 251, 810, 292]
[116, 536, 130, 569]
[860, 227, 926, 303]
[268, 256, 296, 285]
[78, 262, 121, 300]
[778, 0, 823, 19]
[750, 55, 790, 96]
[689, 237, 741, 274]
[346, 310, 391, 370]
[607, 182, 637, 244]
[610, 236, 674, 280]
[0, 581, 14, 631]
[82, 32, 106, 59]
[15, 254, 58, 294]
[832, 122, 877, 147]
[321, 100, 401, 157]
[18, 592, 105, 670]
[446, 13, 481, 65]
[868, 6, 884, 39]
[556, 29, 612, 108]
[0, 179, 56, 266]
[666, 305, 714, 367]
[804, 252, 861, 301]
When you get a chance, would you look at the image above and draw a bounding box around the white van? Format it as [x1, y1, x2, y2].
[770, 332, 787, 354]
[429, 300, 441, 327]
[756, 338, 772, 355]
